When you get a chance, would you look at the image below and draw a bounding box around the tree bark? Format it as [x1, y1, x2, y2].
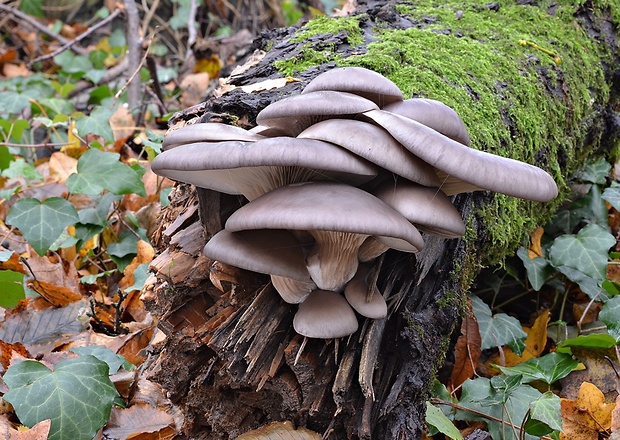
[144, 1, 620, 438]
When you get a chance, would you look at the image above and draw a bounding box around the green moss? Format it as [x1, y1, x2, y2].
[274, 16, 364, 75]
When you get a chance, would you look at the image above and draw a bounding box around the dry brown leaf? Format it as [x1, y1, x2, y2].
[24, 253, 81, 294]
[237, 421, 321, 439]
[104, 404, 177, 440]
[48, 151, 78, 182]
[110, 104, 136, 147]
[0, 418, 51, 440]
[449, 300, 481, 389]
[487, 309, 549, 368]
[0, 251, 26, 273]
[27, 280, 82, 307]
[118, 240, 155, 294]
[0, 340, 30, 371]
[611, 394, 620, 433]
[561, 382, 614, 440]
[180, 72, 211, 108]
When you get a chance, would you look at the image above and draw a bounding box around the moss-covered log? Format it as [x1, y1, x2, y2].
[144, 1, 620, 438]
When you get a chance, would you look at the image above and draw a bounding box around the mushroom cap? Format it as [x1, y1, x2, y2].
[344, 263, 387, 319]
[297, 119, 440, 187]
[271, 275, 316, 304]
[293, 290, 359, 338]
[203, 229, 311, 281]
[151, 137, 378, 199]
[255, 91, 379, 136]
[163, 123, 264, 150]
[373, 180, 466, 238]
[224, 181, 425, 253]
[362, 110, 558, 202]
[383, 99, 470, 146]
[302, 67, 403, 107]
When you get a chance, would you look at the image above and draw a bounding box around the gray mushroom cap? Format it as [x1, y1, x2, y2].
[224, 181, 425, 253]
[255, 91, 379, 136]
[162, 123, 264, 150]
[344, 263, 388, 319]
[293, 290, 359, 338]
[203, 229, 311, 281]
[372, 180, 466, 238]
[362, 110, 559, 202]
[151, 137, 378, 200]
[297, 119, 440, 187]
[302, 67, 403, 107]
[383, 98, 471, 146]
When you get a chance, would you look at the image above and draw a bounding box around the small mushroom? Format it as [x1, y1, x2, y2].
[297, 119, 440, 187]
[163, 123, 264, 150]
[372, 180, 466, 238]
[293, 290, 359, 338]
[344, 263, 388, 319]
[151, 137, 378, 200]
[203, 229, 311, 281]
[224, 181, 425, 291]
[302, 67, 403, 106]
[255, 91, 379, 136]
[362, 109, 558, 202]
[383, 98, 470, 146]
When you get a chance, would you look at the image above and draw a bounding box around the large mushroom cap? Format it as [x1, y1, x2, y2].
[271, 275, 316, 304]
[383, 98, 470, 146]
[293, 290, 359, 338]
[203, 229, 311, 281]
[362, 110, 559, 202]
[373, 180, 466, 238]
[255, 91, 379, 137]
[297, 119, 440, 187]
[224, 181, 425, 253]
[301, 67, 403, 107]
[151, 137, 378, 200]
[163, 123, 264, 150]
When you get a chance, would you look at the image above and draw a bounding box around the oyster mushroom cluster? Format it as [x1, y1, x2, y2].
[152, 67, 558, 339]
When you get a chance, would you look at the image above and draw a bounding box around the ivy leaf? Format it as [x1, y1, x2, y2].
[516, 247, 553, 291]
[3, 356, 120, 440]
[6, 197, 79, 256]
[425, 402, 463, 440]
[599, 295, 620, 342]
[455, 377, 541, 440]
[529, 392, 562, 433]
[494, 352, 579, 384]
[66, 149, 145, 196]
[556, 334, 617, 353]
[555, 265, 607, 300]
[74, 107, 114, 143]
[0, 91, 31, 115]
[0, 270, 25, 308]
[470, 295, 527, 355]
[574, 157, 610, 184]
[70, 346, 134, 374]
[602, 184, 620, 212]
[548, 224, 615, 280]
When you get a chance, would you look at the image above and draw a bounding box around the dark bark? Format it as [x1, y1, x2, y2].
[144, 1, 620, 438]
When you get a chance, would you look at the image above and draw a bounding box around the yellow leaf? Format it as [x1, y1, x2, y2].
[561, 382, 614, 440]
[236, 420, 321, 439]
[528, 226, 544, 259]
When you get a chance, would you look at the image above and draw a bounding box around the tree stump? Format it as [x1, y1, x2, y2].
[143, 1, 620, 438]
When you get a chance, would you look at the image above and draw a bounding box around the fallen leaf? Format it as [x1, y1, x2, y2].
[0, 340, 30, 371]
[27, 280, 82, 307]
[449, 300, 481, 389]
[237, 420, 321, 439]
[528, 226, 544, 259]
[180, 72, 211, 108]
[48, 152, 78, 183]
[104, 404, 177, 440]
[561, 382, 614, 440]
[0, 418, 51, 440]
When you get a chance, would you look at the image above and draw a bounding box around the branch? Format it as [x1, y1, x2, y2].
[123, 0, 143, 113]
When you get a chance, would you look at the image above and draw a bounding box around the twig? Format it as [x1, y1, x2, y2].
[0, 3, 89, 56]
[0, 142, 69, 148]
[31, 8, 123, 64]
[185, 0, 199, 62]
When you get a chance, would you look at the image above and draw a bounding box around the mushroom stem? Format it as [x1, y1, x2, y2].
[305, 230, 369, 292]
